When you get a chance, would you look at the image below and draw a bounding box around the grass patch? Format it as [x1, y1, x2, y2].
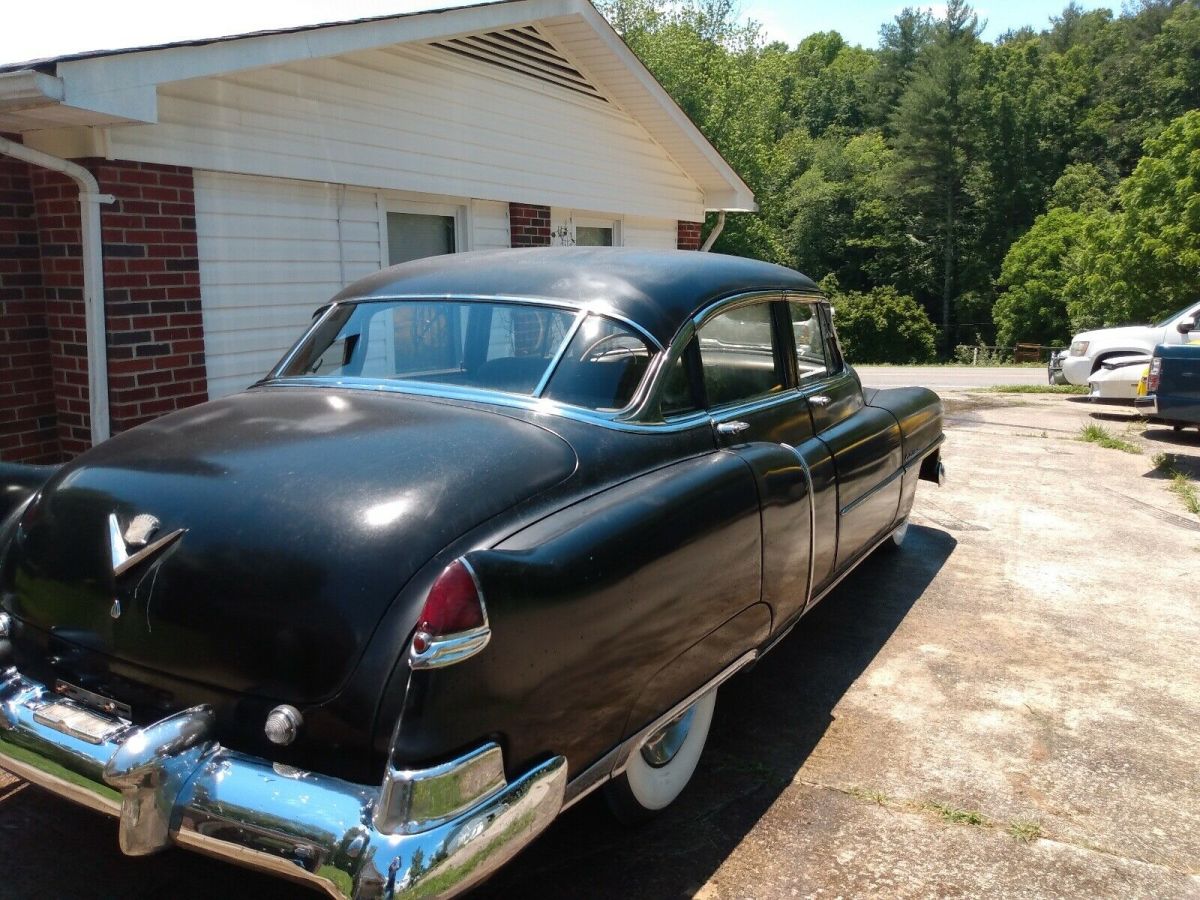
[973, 384, 1088, 395]
[923, 800, 990, 827]
[1150, 453, 1200, 515]
[1169, 472, 1200, 515]
[1078, 424, 1142, 454]
[1008, 820, 1043, 843]
[848, 786, 892, 806]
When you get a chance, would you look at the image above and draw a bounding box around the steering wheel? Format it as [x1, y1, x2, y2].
[579, 332, 637, 361]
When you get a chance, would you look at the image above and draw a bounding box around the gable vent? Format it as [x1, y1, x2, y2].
[430, 27, 607, 103]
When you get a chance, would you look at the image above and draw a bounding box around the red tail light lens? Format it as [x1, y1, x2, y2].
[1148, 358, 1162, 394]
[410, 559, 490, 668]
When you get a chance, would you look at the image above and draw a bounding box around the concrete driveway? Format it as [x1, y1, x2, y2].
[1, 392, 1198, 899]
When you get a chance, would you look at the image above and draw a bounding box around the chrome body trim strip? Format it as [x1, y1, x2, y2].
[0, 667, 567, 899]
[839, 466, 905, 517]
[560, 744, 621, 811]
[780, 442, 818, 609]
[408, 626, 492, 670]
[611, 650, 756, 777]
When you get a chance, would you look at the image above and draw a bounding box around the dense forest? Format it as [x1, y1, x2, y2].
[599, 0, 1200, 361]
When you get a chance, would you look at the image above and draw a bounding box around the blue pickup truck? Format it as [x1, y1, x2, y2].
[1136, 341, 1200, 431]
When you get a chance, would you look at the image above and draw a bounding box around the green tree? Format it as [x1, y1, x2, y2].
[821, 277, 938, 363]
[890, 0, 984, 340]
[871, 8, 936, 124]
[1066, 109, 1200, 328]
[783, 132, 919, 293]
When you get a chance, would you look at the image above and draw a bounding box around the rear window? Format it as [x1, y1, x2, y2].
[276, 300, 652, 411]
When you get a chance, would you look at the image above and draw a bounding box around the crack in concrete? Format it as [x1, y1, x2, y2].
[791, 776, 1198, 878]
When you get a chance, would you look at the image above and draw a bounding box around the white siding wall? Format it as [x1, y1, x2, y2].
[197, 174, 513, 399]
[108, 44, 706, 222]
[471, 200, 510, 251]
[623, 216, 678, 250]
[196, 171, 384, 399]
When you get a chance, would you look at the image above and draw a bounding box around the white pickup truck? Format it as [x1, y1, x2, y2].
[1050, 300, 1200, 385]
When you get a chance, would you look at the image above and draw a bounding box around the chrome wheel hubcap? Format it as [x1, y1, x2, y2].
[640, 705, 696, 768]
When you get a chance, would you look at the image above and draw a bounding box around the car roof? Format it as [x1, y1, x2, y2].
[331, 248, 820, 348]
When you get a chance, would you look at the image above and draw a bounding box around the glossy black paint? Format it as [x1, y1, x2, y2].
[0, 250, 943, 789]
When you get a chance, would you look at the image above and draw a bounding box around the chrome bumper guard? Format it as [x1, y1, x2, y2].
[1134, 395, 1158, 416]
[0, 667, 566, 899]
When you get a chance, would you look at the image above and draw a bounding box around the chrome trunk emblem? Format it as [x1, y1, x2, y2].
[108, 513, 186, 579]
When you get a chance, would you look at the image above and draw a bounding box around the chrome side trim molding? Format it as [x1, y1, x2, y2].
[560, 744, 621, 812]
[560, 650, 758, 807]
[840, 466, 905, 517]
[612, 650, 756, 777]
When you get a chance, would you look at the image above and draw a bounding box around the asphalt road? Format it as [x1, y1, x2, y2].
[2, 392, 1198, 899]
[857, 365, 1048, 390]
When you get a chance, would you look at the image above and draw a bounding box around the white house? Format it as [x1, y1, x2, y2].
[0, 0, 755, 463]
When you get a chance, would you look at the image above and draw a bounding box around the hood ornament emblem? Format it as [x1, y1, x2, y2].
[108, 513, 186, 580]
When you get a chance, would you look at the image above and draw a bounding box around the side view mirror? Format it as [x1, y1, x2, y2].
[1178, 316, 1196, 335]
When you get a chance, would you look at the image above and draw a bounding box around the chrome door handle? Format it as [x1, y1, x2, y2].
[716, 420, 750, 435]
[809, 395, 831, 407]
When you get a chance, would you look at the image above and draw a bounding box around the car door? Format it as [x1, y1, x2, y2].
[793, 300, 903, 582]
[694, 295, 835, 629]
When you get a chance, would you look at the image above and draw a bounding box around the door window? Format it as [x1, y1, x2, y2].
[787, 300, 832, 382]
[697, 302, 785, 407]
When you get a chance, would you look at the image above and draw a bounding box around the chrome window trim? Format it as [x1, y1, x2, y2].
[328, 293, 664, 352]
[532, 310, 587, 398]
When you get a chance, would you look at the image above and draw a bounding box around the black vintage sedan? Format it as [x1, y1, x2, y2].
[0, 249, 943, 898]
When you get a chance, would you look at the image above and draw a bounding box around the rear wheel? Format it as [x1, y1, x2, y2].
[605, 688, 717, 823]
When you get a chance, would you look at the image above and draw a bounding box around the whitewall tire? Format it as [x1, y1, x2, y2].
[605, 688, 716, 823]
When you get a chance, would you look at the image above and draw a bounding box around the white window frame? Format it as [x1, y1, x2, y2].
[552, 211, 623, 247]
[381, 197, 469, 266]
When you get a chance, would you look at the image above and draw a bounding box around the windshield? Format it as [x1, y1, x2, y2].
[1156, 302, 1200, 328]
[275, 299, 654, 411]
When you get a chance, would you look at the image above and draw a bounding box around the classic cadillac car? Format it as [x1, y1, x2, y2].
[0, 249, 944, 898]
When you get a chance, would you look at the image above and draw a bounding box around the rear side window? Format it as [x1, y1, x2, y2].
[697, 302, 784, 407]
[542, 316, 653, 411]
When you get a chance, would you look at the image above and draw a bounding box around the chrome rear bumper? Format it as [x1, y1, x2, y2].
[0, 666, 565, 899]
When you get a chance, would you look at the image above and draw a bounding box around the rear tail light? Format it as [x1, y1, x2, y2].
[409, 559, 491, 669]
[1147, 357, 1162, 394]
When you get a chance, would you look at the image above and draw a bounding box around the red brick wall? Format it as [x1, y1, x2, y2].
[677, 220, 703, 251]
[29, 169, 90, 457]
[0, 155, 59, 463]
[509, 203, 551, 247]
[1, 157, 208, 461]
[91, 160, 207, 433]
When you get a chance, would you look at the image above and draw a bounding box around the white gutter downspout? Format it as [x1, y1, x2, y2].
[0, 136, 114, 444]
[699, 211, 726, 252]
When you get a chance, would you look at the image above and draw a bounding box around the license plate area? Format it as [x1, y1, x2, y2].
[33, 700, 129, 745]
